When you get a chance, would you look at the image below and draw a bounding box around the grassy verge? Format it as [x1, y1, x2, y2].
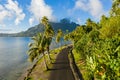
[72, 49, 90, 80]
[25, 46, 66, 80]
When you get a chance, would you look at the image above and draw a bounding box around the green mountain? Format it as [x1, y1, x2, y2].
[0, 19, 79, 37]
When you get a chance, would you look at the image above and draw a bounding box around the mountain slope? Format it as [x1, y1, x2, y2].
[0, 21, 79, 37]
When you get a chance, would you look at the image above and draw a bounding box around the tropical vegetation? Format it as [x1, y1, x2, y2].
[27, 0, 120, 79]
[64, 0, 120, 79]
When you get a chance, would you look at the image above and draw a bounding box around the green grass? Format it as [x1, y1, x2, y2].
[72, 49, 90, 80]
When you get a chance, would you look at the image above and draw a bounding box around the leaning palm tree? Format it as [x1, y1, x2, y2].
[28, 34, 42, 62]
[27, 33, 48, 70]
[40, 36, 49, 70]
[45, 24, 54, 59]
[44, 36, 52, 62]
[41, 16, 55, 62]
[41, 16, 54, 40]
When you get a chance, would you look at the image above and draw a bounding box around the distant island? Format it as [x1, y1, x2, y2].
[0, 18, 79, 37]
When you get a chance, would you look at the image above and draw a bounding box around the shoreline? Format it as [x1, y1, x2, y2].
[18, 65, 32, 80]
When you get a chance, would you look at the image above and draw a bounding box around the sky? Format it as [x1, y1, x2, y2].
[0, 0, 112, 33]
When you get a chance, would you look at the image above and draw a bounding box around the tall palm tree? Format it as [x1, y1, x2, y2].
[27, 33, 48, 70]
[45, 24, 54, 60]
[41, 16, 54, 62]
[44, 36, 52, 62]
[41, 16, 54, 39]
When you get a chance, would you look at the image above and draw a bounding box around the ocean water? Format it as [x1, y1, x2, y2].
[0, 37, 31, 80]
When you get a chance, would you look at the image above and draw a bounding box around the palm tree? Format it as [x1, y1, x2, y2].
[28, 34, 42, 62]
[41, 16, 54, 62]
[27, 16, 54, 73]
[27, 33, 49, 70]
[45, 24, 54, 38]
[45, 25, 54, 59]
[56, 29, 63, 47]
[41, 16, 49, 27]
[44, 36, 52, 62]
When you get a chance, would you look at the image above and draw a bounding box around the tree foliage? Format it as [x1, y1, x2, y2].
[65, 0, 120, 79]
[27, 16, 55, 70]
[110, 0, 120, 16]
[56, 29, 63, 43]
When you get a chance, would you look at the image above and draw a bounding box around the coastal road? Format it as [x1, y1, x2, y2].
[48, 47, 75, 80]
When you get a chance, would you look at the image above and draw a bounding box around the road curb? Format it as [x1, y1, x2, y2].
[68, 49, 82, 80]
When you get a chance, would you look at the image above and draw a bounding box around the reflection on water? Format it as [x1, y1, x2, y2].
[0, 37, 31, 80]
[0, 37, 70, 80]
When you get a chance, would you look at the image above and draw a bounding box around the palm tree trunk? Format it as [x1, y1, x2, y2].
[47, 47, 52, 59]
[42, 52, 49, 70]
[60, 39, 62, 50]
[47, 48, 52, 63]
[47, 50, 51, 60]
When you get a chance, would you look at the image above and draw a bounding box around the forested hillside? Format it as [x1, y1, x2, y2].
[0, 18, 79, 37]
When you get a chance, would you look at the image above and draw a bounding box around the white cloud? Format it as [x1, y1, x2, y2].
[74, 0, 105, 19]
[29, 0, 55, 25]
[0, 0, 25, 25]
[0, 5, 10, 23]
[77, 18, 81, 24]
[75, 0, 88, 11]
[29, 17, 34, 26]
[5, 0, 25, 25]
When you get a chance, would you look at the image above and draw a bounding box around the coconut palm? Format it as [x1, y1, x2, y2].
[28, 34, 42, 62]
[44, 36, 52, 62]
[27, 33, 49, 70]
[41, 16, 54, 62]
[45, 24, 54, 61]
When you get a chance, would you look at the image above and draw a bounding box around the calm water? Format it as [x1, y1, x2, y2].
[0, 37, 31, 80]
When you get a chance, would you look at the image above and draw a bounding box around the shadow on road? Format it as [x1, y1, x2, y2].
[49, 67, 71, 71]
[52, 62, 69, 64]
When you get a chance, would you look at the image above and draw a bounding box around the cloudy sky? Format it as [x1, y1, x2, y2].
[0, 0, 112, 33]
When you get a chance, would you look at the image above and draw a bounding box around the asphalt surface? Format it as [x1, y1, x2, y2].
[48, 47, 75, 80]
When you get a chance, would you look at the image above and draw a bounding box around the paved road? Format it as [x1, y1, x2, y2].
[48, 47, 75, 80]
